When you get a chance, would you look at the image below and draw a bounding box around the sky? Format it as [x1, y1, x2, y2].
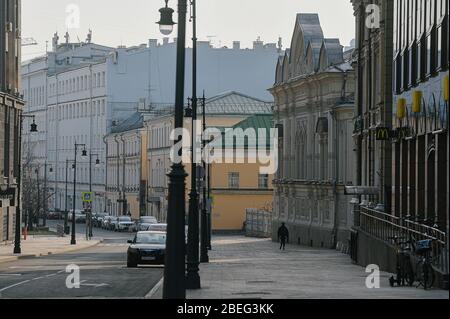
[21, 0, 355, 61]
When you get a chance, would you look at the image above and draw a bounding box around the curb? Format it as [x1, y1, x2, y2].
[0, 238, 103, 265]
[144, 277, 164, 299]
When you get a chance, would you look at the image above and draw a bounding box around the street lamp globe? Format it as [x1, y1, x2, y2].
[157, 0, 176, 35]
[95, 158, 100, 167]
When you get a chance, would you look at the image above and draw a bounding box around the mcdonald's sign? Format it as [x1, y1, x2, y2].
[376, 127, 390, 140]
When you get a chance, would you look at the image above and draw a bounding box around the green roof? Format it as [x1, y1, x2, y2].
[209, 114, 274, 150]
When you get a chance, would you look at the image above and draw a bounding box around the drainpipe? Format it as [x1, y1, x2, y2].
[120, 134, 126, 215]
[114, 135, 120, 216]
[103, 135, 108, 213]
[330, 108, 339, 249]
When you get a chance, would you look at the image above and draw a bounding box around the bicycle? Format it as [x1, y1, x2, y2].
[412, 237, 436, 290]
[389, 236, 415, 287]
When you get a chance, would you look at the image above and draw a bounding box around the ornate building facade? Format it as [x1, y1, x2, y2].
[270, 14, 356, 249]
[1, 0, 23, 242]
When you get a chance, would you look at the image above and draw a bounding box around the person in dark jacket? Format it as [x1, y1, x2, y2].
[277, 223, 289, 250]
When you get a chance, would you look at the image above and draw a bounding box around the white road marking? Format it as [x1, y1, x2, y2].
[79, 280, 109, 288]
[0, 280, 31, 292]
[0, 274, 22, 277]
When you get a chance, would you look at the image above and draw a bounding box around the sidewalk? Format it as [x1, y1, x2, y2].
[0, 236, 102, 265]
[150, 236, 448, 299]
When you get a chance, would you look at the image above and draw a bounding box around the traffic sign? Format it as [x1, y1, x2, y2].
[82, 192, 93, 203]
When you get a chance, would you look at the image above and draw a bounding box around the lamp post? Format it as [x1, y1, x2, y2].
[42, 161, 53, 227]
[200, 93, 209, 263]
[185, 0, 201, 290]
[71, 143, 87, 245]
[13, 114, 38, 254]
[157, 0, 188, 299]
[88, 152, 101, 238]
[64, 159, 75, 235]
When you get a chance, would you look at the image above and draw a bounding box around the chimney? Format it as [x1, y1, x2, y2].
[233, 41, 240, 50]
[149, 39, 158, 48]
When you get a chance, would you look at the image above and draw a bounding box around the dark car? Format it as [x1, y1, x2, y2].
[127, 231, 166, 267]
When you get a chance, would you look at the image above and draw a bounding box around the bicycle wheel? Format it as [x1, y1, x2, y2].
[404, 260, 415, 286]
[422, 263, 435, 289]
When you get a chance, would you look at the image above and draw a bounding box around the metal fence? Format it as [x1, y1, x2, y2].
[359, 206, 448, 275]
[245, 209, 272, 238]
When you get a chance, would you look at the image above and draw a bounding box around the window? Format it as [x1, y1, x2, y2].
[228, 172, 239, 189]
[258, 174, 269, 189]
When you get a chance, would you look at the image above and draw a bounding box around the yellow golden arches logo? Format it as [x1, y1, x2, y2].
[376, 127, 390, 140]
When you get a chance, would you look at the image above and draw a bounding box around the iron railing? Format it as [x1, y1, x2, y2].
[358, 206, 448, 275]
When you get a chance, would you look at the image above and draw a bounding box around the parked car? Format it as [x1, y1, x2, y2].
[102, 215, 114, 230]
[68, 210, 84, 222]
[137, 216, 158, 231]
[93, 213, 108, 227]
[146, 223, 167, 232]
[112, 216, 135, 232]
[127, 231, 166, 267]
[47, 210, 62, 220]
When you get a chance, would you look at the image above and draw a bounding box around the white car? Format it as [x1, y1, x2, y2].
[138, 216, 158, 231]
[113, 216, 135, 232]
[146, 223, 167, 232]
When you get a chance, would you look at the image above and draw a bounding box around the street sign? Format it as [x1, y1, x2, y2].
[82, 192, 93, 203]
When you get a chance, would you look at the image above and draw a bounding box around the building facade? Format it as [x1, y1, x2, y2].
[21, 34, 282, 215]
[270, 13, 356, 249]
[1, 0, 23, 243]
[351, 0, 448, 287]
[391, 0, 448, 229]
[105, 112, 148, 219]
[145, 91, 274, 229]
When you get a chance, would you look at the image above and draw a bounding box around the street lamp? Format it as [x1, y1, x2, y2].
[71, 143, 87, 245]
[158, 0, 188, 299]
[64, 159, 75, 235]
[88, 152, 101, 238]
[185, 0, 201, 290]
[14, 114, 38, 254]
[157, 0, 176, 35]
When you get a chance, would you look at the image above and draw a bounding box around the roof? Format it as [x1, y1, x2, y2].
[211, 114, 275, 150]
[201, 91, 273, 115]
[110, 112, 144, 134]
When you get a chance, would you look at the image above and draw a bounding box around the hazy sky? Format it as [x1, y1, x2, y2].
[21, 0, 355, 61]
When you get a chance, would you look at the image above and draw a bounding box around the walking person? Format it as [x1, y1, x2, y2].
[278, 222, 289, 250]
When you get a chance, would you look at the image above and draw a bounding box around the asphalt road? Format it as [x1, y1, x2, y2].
[0, 222, 163, 299]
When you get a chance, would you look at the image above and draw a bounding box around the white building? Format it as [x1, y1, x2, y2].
[270, 14, 356, 250]
[21, 32, 282, 213]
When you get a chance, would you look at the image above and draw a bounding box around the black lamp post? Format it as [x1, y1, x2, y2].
[157, 0, 188, 299]
[185, 0, 201, 289]
[64, 159, 75, 235]
[158, 0, 187, 299]
[13, 114, 38, 254]
[88, 152, 101, 238]
[71, 143, 87, 245]
[200, 93, 209, 263]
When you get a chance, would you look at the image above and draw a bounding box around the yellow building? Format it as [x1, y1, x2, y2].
[146, 92, 275, 230]
[206, 115, 274, 230]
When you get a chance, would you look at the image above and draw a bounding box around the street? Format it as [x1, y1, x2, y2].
[0, 222, 163, 299]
